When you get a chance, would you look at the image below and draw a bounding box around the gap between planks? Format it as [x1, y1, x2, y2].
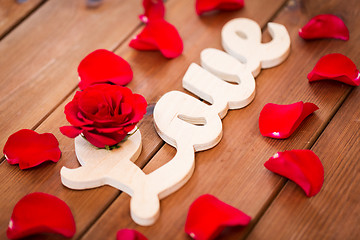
[0, 0, 48, 40]
[264, 0, 290, 25]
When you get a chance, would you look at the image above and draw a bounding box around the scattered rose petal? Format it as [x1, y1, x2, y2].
[117, 229, 148, 240]
[264, 150, 324, 197]
[129, 19, 183, 58]
[3, 129, 61, 170]
[308, 53, 360, 86]
[139, 0, 165, 23]
[130, 0, 183, 58]
[78, 49, 133, 90]
[299, 14, 349, 40]
[259, 101, 319, 139]
[7, 192, 76, 239]
[185, 194, 251, 240]
[195, 0, 244, 16]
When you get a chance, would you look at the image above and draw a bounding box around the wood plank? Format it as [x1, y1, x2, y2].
[0, 0, 44, 38]
[0, 0, 143, 151]
[246, 86, 360, 240]
[82, 0, 360, 239]
[0, 92, 163, 239]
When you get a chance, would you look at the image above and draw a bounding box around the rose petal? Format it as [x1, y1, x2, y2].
[130, 0, 183, 58]
[259, 101, 319, 139]
[60, 126, 83, 138]
[83, 130, 127, 148]
[7, 192, 76, 239]
[130, 19, 183, 58]
[308, 53, 360, 86]
[195, 0, 244, 16]
[126, 94, 148, 123]
[299, 14, 349, 40]
[62, 93, 94, 127]
[185, 194, 251, 240]
[3, 129, 61, 170]
[93, 125, 130, 134]
[139, 0, 165, 23]
[264, 150, 324, 197]
[78, 49, 133, 90]
[116, 229, 148, 240]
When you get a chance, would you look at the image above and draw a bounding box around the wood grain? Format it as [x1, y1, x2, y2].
[247, 86, 360, 240]
[1, 0, 288, 237]
[0, 0, 44, 38]
[0, 0, 359, 239]
[0, 0, 143, 151]
[81, 0, 360, 239]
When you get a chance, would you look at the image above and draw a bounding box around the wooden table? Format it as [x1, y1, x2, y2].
[0, 0, 359, 239]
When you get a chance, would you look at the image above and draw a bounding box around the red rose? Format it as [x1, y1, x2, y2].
[60, 84, 147, 148]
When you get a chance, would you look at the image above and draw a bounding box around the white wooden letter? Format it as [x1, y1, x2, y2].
[222, 18, 290, 77]
[183, 48, 255, 119]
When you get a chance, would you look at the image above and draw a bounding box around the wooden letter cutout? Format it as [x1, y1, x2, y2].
[222, 18, 290, 77]
[61, 18, 291, 226]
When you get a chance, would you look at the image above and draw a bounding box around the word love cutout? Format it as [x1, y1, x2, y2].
[60, 18, 290, 226]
